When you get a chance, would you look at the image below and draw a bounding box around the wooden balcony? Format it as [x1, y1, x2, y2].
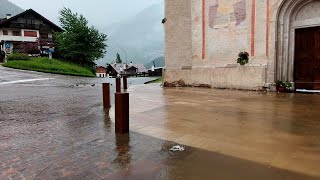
[9, 23, 51, 31]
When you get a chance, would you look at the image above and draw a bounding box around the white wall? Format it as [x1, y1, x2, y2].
[0, 28, 39, 42]
[96, 73, 107, 78]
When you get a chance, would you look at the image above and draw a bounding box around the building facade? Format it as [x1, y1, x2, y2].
[107, 63, 147, 77]
[96, 66, 107, 78]
[0, 9, 63, 57]
[164, 0, 320, 90]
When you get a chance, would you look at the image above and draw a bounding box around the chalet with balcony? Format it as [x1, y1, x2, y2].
[0, 9, 63, 55]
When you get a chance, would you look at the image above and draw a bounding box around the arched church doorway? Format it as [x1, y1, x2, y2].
[275, 0, 320, 90]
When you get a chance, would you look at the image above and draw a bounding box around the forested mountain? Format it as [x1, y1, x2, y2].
[0, 0, 23, 18]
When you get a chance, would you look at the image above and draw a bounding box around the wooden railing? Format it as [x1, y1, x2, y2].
[9, 23, 51, 31]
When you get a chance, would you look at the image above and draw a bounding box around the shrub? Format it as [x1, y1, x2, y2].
[7, 53, 31, 61]
[18, 42, 41, 54]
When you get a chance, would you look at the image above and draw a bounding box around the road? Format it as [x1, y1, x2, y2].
[0, 66, 319, 180]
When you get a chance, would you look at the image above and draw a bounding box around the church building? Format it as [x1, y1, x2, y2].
[164, 0, 320, 90]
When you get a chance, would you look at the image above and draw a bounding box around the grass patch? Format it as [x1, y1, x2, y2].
[3, 57, 95, 77]
[144, 76, 163, 84]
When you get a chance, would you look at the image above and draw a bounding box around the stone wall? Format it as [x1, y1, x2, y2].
[164, 0, 192, 69]
[165, 66, 266, 90]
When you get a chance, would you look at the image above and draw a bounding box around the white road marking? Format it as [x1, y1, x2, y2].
[0, 78, 53, 85]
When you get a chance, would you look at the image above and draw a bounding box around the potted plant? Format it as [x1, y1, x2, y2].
[276, 80, 286, 92]
[276, 80, 292, 93]
[284, 81, 293, 92]
[237, 52, 249, 66]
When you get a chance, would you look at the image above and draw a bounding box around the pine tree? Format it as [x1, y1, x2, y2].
[115, 53, 122, 63]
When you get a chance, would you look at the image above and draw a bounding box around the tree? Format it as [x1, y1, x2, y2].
[115, 53, 122, 63]
[55, 8, 107, 67]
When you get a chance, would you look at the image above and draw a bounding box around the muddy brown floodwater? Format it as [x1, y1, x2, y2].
[0, 67, 320, 179]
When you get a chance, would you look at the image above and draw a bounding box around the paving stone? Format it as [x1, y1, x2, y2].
[0, 67, 319, 179]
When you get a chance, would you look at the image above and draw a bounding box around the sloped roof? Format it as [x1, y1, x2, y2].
[109, 64, 147, 73]
[96, 66, 107, 73]
[128, 64, 146, 73]
[95, 66, 107, 69]
[109, 64, 124, 74]
[0, 9, 63, 32]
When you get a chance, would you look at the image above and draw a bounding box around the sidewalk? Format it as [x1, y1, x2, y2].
[121, 84, 320, 178]
[0, 82, 319, 179]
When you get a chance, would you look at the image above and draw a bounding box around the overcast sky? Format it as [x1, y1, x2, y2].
[9, 0, 162, 27]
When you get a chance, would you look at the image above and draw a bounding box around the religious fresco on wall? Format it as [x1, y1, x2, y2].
[208, 0, 246, 28]
[203, 0, 248, 63]
[191, 0, 249, 63]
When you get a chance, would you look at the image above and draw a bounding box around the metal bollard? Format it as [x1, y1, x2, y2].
[102, 83, 110, 109]
[115, 93, 129, 134]
[123, 75, 128, 90]
[116, 77, 121, 93]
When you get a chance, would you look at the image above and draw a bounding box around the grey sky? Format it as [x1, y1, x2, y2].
[9, 0, 162, 27]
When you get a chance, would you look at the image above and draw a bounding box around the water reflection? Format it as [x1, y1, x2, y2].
[104, 110, 112, 129]
[113, 134, 132, 170]
[271, 93, 320, 135]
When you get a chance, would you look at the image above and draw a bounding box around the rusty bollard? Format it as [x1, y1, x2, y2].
[115, 93, 129, 134]
[116, 77, 121, 93]
[102, 83, 110, 109]
[123, 75, 128, 90]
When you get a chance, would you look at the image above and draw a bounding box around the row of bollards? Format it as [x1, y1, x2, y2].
[103, 75, 129, 134]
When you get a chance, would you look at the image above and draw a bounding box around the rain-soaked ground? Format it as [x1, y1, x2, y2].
[0, 66, 320, 180]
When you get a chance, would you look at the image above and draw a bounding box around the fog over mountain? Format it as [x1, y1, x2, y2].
[96, 2, 164, 66]
[145, 56, 164, 69]
[0, 0, 23, 18]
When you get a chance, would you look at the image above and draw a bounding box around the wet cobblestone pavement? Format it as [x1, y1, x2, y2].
[0, 67, 320, 179]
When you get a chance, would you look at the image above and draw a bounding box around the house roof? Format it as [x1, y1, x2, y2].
[0, 9, 63, 32]
[127, 66, 137, 70]
[109, 64, 123, 74]
[108, 64, 147, 74]
[95, 66, 107, 73]
[128, 64, 146, 73]
[95, 66, 106, 69]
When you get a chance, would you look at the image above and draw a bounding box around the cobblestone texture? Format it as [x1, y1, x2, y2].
[0, 67, 319, 179]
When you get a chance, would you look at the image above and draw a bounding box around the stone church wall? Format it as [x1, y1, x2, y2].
[164, 0, 320, 90]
